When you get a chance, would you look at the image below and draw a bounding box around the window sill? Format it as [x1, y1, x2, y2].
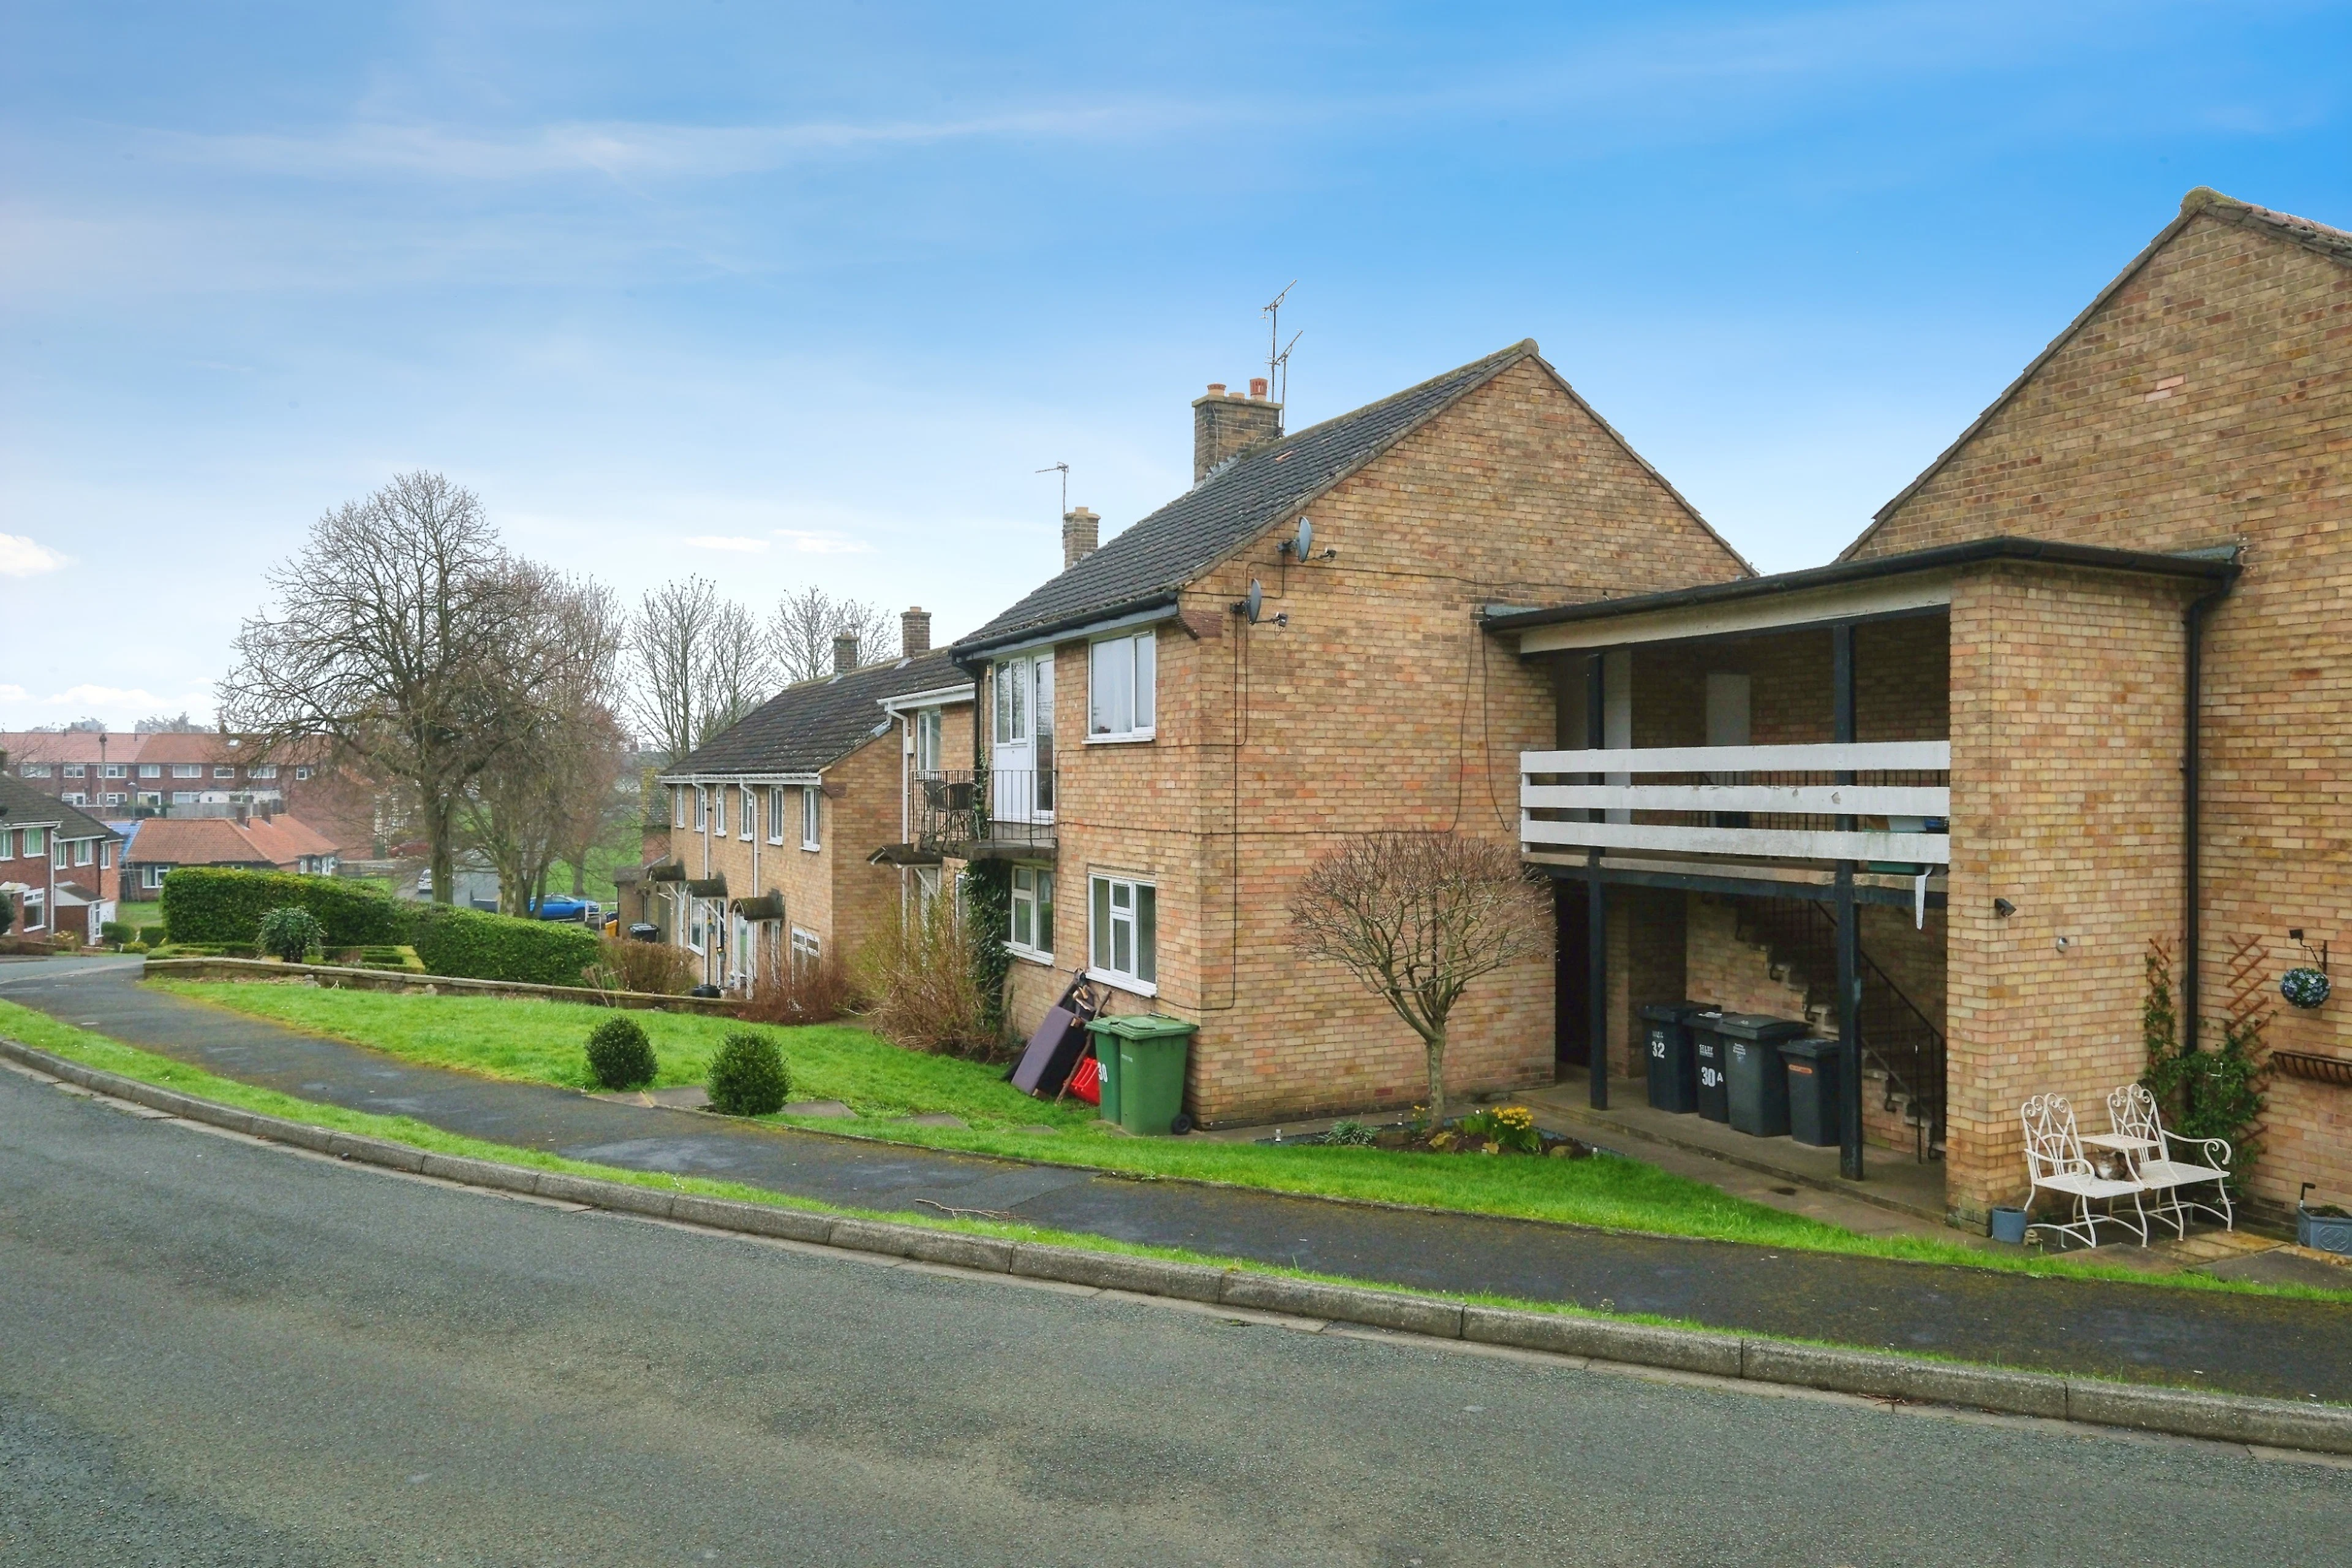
[1086, 967, 1157, 998]
[1008, 944, 1057, 967]
[767, 836, 786, 846]
[800, 842, 821, 853]
[1084, 732, 1156, 746]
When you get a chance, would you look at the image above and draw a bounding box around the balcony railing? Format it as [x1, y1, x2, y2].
[1520, 742, 1951, 867]
[913, 768, 1056, 854]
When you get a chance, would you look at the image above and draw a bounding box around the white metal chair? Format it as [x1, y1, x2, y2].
[2021, 1094, 2148, 1248]
[2106, 1083, 2234, 1236]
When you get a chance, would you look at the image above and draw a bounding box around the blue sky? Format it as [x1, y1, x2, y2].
[2, 1, 2345, 729]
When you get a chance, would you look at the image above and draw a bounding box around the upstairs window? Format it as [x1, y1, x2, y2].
[693, 788, 707, 831]
[295, 766, 312, 781]
[138, 764, 160, 778]
[101, 764, 127, 778]
[213, 766, 235, 778]
[739, 784, 754, 840]
[674, 787, 687, 829]
[20, 764, 50, 778]
[767, 785, 786, 843]
[249, 764, 277, 780]
[63, 764, 85, 778]
[1088, 631, 1156, 741]
[914, 708, 943, 772]
[801, 786, 821, 850]
[173, 764, 201, 778]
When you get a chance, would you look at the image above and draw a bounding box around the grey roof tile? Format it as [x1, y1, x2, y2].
[663, 649, 967, 778]
[953, 341, 1540, 652]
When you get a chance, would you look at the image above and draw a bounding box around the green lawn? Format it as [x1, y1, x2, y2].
[135, 980, 2352, 1297]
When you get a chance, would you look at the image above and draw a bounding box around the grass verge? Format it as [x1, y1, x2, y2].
[133, 981, 2352, 1300]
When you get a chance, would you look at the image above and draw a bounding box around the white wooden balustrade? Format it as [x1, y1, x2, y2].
[1519, 741, 1951, 865]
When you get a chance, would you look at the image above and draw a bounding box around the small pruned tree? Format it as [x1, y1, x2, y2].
[1288, 831, 1551, 1127]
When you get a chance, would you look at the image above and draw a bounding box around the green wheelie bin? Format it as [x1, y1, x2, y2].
[1085, 1014, 1197, 1136]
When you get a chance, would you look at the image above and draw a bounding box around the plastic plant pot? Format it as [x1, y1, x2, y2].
[1989, 1207, 2030, 1245]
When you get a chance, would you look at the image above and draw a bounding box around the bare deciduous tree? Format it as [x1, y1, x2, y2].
[134, 713, 205, 733]
[217, 471, 548, 903]
[626, 576, 776, 764]
[459, 572, 629, 914]
[1287, 832, 1551, 1126]
[771, 584, 892, 686]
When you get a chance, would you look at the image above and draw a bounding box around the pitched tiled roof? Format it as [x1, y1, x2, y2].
[664, 649, 968, 778]
[0, 774, 119, 842]
[953, 341, 1544, 652]
[121, 817, 284, 867]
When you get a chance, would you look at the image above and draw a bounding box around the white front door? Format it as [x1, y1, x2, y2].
[992, 654, 1054, 823]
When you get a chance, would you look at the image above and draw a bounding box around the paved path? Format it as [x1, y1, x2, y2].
[4, 957, 2348, 1404]
[4, 1071, 2345, 1567]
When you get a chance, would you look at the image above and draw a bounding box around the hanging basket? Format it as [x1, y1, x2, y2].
[2280, 966, 2331, 1010]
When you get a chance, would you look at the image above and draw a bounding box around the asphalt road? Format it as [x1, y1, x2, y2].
[4, 1058, 2348, 1566]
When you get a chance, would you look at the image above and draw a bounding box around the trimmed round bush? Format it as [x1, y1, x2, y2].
[256, 905, 326, 963]
[707, 1030, 790, 1117]
[584, 1014, 658, 1091]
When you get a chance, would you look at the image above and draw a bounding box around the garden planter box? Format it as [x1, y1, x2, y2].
[2297, 1205, 2352, 1256]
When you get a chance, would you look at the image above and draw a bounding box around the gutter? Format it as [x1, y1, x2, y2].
[2181, 560, 2242, 1054]
[947, 590, 1183, 663]
[1482, 538, 2239, 635]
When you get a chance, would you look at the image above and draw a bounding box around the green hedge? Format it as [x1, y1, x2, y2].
[409, 904, 602, 989]
[160, 868, 409, 948]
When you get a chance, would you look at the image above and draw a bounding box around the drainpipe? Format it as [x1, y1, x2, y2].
[2180, 565, 2239, 1054]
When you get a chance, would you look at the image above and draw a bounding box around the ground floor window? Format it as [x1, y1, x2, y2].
[1088, 873, 1155, 993]
[686, 894, 708, 954]
[1008, 864, 1054, 960]
[910, 865, 942, 919]
[790, 926, 821, 973]
[141, 865, 167, 889]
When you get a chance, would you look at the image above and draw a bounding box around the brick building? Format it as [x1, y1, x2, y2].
[1485, 189, 2352, 1228]
[650, 623, 972, 992]
[2, 731, 374, 858]
[0, 772, 122, 940]
[120, 810, 342, 899]
[938, 344, 1751, 1127]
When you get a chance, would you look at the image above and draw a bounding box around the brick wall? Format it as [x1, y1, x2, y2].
[996, 355, 1752, 1125]
[1853, 200, 2352, 1215]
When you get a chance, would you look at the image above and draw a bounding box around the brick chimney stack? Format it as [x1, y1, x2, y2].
[833, 632, 859, 674]
[900, 607, 932, 657]
[1193, 381, 1282, 482]
[1061, 507, 1100, 571]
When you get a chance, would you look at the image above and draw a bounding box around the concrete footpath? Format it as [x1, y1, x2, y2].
[3, 956, 2347, 1405]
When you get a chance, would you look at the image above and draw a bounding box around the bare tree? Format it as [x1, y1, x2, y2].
[217, 471, 548, 903]
[626, 576, 776, 764]
[1287, 832, 1551, 1126]
[771, 584, 892, 686]
[134, 713, 205, 733]
[460, 572, 628, 914]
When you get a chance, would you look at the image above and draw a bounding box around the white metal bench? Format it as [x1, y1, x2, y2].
[2105, 1083, 2234, 1237]
[2021, 1094, 2148, 1248]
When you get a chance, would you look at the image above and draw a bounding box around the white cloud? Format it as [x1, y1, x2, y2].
[0, 533, 69, 576]
[0, 685, 26, 701]
[776, 529, 869, 555]
[684, 535, 770, 552]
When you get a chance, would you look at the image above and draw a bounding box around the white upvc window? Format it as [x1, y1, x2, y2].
[64, 764, 85, 778]
[1088, 873, 1157, 994]
[138, 764, 160, 778]
[790, 926, 821, 973]
[914, 708, 943, 772]
[172, 791, 197, 805]
[62, 793, 86, 807]
[23, 827, 43, 855]
[0, 829, 12, 857]
[801, 786, 821, 851]
[714, 786, 728, 837]
[53, 839, 67, 869]
[173, 764, 201, 778]
[213, 766, 235, 778]
[687, 894, 708, 954]
[1008, 865, 1054, 960]
[767, 785, 786, 843]
[739, 783, 754, 840]
[249, 764, 276, 780]
[1088, 630, 1156, 741]
[21, 764, 50, 778]
[693, 787, 707, 831]
[73, 839, 92, 866]
[295, 766, 312, 781]
[142, 864, 167, 889]
[101, 764, 127, 778]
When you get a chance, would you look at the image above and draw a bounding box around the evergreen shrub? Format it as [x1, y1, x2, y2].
[160, 868, 409, 947]
[707, 1030, 790, 1116]
[584, 1014, 658, 1091]
[408, 903, 602, 988]
[257, 905, 326, 962]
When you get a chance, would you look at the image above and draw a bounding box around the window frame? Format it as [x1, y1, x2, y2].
[914, 708, 943, 773]
[172, 764, 201, 779]
[1087, 630, 1157, 743]
[143, 864, 168, 889]
[1007, 864, 1055, 963]
[138, 764, 160, 778]
[21, 764, 50, 778]
[294, 766, 312, 781]
[790, 926, 821, 974]
[800, 786, 821, 851]
[693, 787, 707, 831]
[766, 785, 786, 844]
[1087, 872, 1158, 995]
[249, 764, 276, 780]
[213, 765, 235, 779]
[739, 783, 754, 840]
[100, 763, 127, 779]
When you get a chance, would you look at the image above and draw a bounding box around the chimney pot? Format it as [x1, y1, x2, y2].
[1249, 377, 1268, 399]
[832, 632, 859, 674]
[1061, 507, 1101, 571]
[1192, 379, 1283, 481]
[900, 607, 932, 658]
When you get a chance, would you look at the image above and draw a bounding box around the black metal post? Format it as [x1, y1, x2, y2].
[1587, 651, 1608, 1109]
[1831, 625, 1864, 1181]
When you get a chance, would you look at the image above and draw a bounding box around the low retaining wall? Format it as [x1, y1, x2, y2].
[4, 1031, 2346, 1458]
[141, 956, 739, 1016]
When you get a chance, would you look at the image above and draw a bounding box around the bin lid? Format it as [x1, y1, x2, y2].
[1085, 1012, 1199, 1041]
[1776, 1035, 1842, 1060]
[1637, 1003, 1687, 1024]
[1714, 1012, 1810, 1041]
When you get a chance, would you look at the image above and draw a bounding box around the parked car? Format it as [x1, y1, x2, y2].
[529, 895, 601, 924]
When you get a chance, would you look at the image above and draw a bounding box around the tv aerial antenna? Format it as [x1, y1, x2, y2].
[1036, 461, 1069, 516]
[1262, 282, 1300, 434]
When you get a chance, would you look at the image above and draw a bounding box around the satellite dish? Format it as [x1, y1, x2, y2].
[1245, 580, 1264, 625]
[1294, 517, 1313, 561]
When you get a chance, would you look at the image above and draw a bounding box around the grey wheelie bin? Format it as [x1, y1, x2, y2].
[1640, 1002, 1713, 1115]
[1777, 1035, 1847, 1148]
[1719, 1013, 1809, 1137]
